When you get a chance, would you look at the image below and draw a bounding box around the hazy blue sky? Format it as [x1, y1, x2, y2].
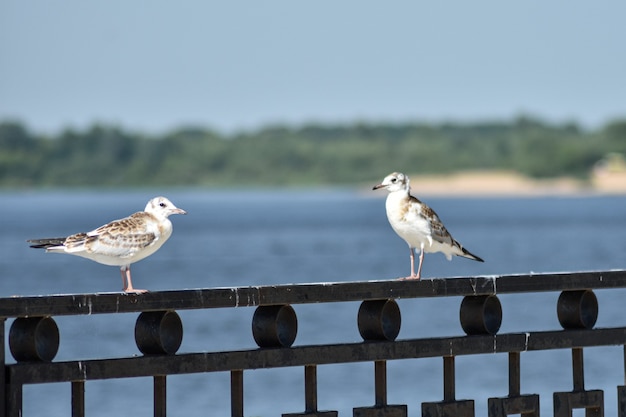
[2, 1, 625, 134]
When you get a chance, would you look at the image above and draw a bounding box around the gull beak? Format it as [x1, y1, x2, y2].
[372, 183, 385, 190]
[172, 208, 187, 215]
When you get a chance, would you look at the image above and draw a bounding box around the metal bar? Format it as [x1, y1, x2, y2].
[9, 327, 626, 385]
[0, 271, 624, 317]
[554, 389, 603, 417]
[154, 375, 166, 417]
[6, 381, 22, 417]
[618, 385, 626, 417]
[374, 360, 387, 406]
[572, 347, 585, 391]
[621, 345, 626, 417]
[488, 394, 540, 417]
[71, 380, 85, 417]
[443, 356, 455, 402]
[304, 365, 317, 412]
[231, 370, 243, 417]
[509, 352, 521, 397]
[0, 318, 5, 417]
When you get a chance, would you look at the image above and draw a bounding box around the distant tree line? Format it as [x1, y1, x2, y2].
[1, 117, 625, 188]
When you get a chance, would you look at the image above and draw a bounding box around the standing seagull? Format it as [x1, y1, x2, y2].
[373, 172, 483, 279]
[28, 196, 186, 293]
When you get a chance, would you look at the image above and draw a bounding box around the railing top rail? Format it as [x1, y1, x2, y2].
[1, 269, 624, 318]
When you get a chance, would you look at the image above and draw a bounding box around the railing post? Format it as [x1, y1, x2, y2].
[305, 365, 317, 413]
[0, 318, 5, 417]
[374, 360, 387, 407]
[231, 370, 244, 417]
[353, 359, 407, 417]
[422, 355, 474, 417]
[554, 290, 604, 417]
[72, 380, 85, 417]
[154, 375, 167, 417]
[572, 347, 585, 392]
[353, 300, 406, 417]
[488, 352, 540, 417]
[443, 356, 455, 402]
[7, 316, 60, 417]
[619, 345, 626, 417]
[6, 381, 21, 417]
[509, 352, 520, 397]
[283, 364, 338, 417]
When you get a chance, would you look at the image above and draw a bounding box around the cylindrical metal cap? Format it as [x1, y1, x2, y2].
[9, 316, 60, 362]
[252, 304, 298, 348]
[135, 310, 183, 355]
[460, 295, 502, 335]
[357, 299, 401, 341]
[557, 290, 598, 329]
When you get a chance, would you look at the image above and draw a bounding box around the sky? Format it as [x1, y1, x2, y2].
[1, 1, 625, 135]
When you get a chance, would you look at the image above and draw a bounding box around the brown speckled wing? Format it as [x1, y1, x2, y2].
[83, 213, 157, 257]
[62, 232, 93, 249]
[422, 203, 469, 254]
[410, 196, 455, 246]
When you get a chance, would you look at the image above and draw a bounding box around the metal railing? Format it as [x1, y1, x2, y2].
[2, 270, 626, 417]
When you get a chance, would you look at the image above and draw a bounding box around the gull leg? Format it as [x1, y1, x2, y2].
[121, 266, 147, 294]
[403, 245, 423, 280]
[398, 246, 420, 280]
[416, 249, 425, 280]
[120, 269, 126, 290]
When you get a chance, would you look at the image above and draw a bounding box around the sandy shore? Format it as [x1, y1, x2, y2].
[368, 170, 626, 197]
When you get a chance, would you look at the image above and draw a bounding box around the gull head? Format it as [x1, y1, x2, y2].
[145, 197, 187, 218]
[372, 172, 410, 193]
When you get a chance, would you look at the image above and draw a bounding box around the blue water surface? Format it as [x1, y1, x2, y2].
[1, 189, 625, 417]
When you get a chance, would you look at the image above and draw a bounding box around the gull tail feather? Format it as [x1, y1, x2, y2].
[458, 245, 484, 263]
[27, 237, 67, 249]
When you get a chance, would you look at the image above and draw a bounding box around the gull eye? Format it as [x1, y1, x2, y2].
[159, 202, 167, 208]
[391, 178, 397, 183]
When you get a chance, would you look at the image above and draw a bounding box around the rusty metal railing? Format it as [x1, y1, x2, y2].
[2, 270, 626, 417]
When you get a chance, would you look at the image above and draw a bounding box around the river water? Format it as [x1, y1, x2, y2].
[1, 189, 625, 416]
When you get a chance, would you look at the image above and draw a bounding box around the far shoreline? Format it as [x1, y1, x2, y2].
[2, 170, 625, 198]
[365, 170, 626, 198]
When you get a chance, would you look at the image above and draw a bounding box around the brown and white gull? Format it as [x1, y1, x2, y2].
[28, 196, 186, 293]
[373, 172, 483, 279]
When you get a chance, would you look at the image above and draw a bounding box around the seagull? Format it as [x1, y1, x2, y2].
[27, 196, 186, 293]
[373, 172, 483, 280]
